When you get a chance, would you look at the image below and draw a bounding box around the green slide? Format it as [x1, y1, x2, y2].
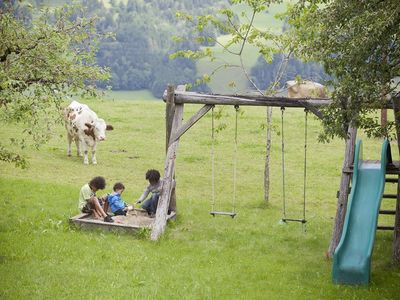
[332, 139, 391, 285]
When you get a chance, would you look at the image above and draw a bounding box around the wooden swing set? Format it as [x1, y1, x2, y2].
[151, 84, 330, 239]
[151, 84, 400, 264]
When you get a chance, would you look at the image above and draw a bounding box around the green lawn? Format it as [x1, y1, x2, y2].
[0, 98, 399, 299]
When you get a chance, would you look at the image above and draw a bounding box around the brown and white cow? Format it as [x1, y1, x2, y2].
[64, 100, 113, 165]
[286, 80, 327, 98]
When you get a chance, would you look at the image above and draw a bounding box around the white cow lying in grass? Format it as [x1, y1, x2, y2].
[286, 80, 327, 98]
[64, 100, 113, 165]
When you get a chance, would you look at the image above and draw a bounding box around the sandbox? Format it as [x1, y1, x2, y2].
[69, 209, 176, 233]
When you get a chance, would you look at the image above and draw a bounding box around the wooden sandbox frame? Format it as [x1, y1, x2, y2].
[70, 209, 176, 234]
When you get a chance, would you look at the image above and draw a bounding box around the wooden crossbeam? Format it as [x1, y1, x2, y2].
[169, 104, 213, 145]
[168, 90, 332, 108]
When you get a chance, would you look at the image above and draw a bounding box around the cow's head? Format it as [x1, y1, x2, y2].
[84, 119, 113, 141]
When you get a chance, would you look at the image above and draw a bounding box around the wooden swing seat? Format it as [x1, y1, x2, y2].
[281, 218, 307, 224]
[210, 211, 237, 218]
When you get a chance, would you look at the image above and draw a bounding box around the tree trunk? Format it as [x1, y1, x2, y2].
[328, 126, 357, 258]
[381, 109, 388, 128]
[264, 107, 273, 202]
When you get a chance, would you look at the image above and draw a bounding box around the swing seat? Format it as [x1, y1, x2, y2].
[281, 218, 307, 224]
[210, 211, 237, 218]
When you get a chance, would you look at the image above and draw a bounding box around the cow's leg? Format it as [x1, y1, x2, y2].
[76, 139, 82, 157]
[91, 143, 97, 165]
[81, 142, 89, 165]
[67, 133, 73, 156]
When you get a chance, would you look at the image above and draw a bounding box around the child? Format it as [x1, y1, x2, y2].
[79, 176, 114, 223]
[108, 182, 131, 216]
[136, 169, 162, 217]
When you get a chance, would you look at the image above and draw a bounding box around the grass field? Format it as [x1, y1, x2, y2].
[103, 89, 159, 101]
[0, 97, 399, 299]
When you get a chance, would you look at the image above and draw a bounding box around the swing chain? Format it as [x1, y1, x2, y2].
[280, 107, 308, 227]
[211, 106, 216, 212]
[233, 105, 239, 215]
[281, 107, 286, 219]
[210, 105, 238, 218]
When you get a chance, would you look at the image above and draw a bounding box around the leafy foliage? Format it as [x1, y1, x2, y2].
[0, 1, 110, 167]
[172, 0, 286, 95]
[287, 0, 400, 140]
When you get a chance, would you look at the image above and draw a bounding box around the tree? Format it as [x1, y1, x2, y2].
[0, 2, 110, 168]
[172, 0, 294, 203]
[287, 0, 400, 258]
[288, 0, 400, 141]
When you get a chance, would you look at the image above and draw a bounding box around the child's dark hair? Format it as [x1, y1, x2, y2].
[146, 169, 160, 183]
[89, 176, 106, 190]
[113, 182, 125, 191]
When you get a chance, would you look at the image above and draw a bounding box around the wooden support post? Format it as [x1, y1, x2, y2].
[392, 98, 400, 263]
[151, 101, 184, 241]
[393, 176, 400, 264]
[165, 85, 176, 152]
[165, 85, 176, 213]
[328, 126, 357, 258]
[165, 85, 186, 213]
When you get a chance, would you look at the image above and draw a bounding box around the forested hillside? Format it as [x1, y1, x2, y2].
[31, 0, 226, 97]
[83, 0, 228, 97]
[30, 0, 328, 96]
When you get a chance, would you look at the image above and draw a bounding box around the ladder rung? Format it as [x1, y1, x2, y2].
[385, 178, 398, 183]
[377, 226, 395, 230]
[383, 194, 398, 199]
[210, 211, 237, 218]
[379, 210, 396, 215]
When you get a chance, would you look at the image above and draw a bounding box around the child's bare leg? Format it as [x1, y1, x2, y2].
[90, 198, 107, 218]
[92, 209, 101, 219]
[103, 200, 109, 213]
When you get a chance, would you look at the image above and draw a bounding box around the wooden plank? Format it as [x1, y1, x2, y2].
[392, 99, 400, 264]
[170, 90, 332, 108]
[385, 178, 398, 183]
[328, 126, 357, 258]
[151, 104, 184, 241]
[69, 209, 176, 234]
[169, 104, 213, 145]
[379, 210, 396, 215]
[164, 90, 396, 109]
[394, 179, 400, 263]
[165, 85, 176, 152]
[210, 211, 237, 218]
[377, 226, 395, 231]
